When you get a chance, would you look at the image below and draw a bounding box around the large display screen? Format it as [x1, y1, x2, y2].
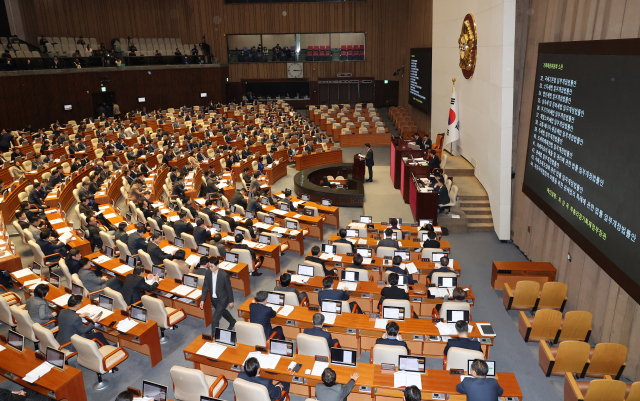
[408, 48, 432, 114]
[522, 39, 640, 301]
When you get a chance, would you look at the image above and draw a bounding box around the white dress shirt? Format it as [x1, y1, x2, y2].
[210, 270, 218, 298]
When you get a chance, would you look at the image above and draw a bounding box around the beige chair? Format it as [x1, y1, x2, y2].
[170, 366, 228, 401]
[0, 295, 19, 329]
[519, 309, 562, 343]
[375, 246, 396, 259]
[28, 240, 62, 270]
[437, 301, 472, 322]
[334, 243, 353, 254]
[421, 248, 444, 261]
[233, 377, 289, 401]
[99, 231, 117, 253]
[296, 333, 330, 358]
[302, 260, 325, 277]
[345, 267, 369, 282]
[163, 224, 177, 243]
[11, 305, 51, 350]
[234, 248, 256, 273]
[33, 323, 77, 361]
[116, 239, 131, 259]
[536, 281, 568, 312]
[181, 233, 197, 251]
[503, 280, 541, 311]
[104, 287, 128, 311]
[272, 290, 304, 306]
[236, 321, 276, 347]
[71, 334, 129, 390]
[197, 212, 212, 226]
[444, 347, 484, 371]
[147, 217, 160, 232]
[138, 249, 155, 271]
[141, 295, 185, 344]
[164, 259, 183, 280]
[371, 344, 408, 365]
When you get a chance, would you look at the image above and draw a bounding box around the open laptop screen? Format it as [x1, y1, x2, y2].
[330, 348, 356, 366]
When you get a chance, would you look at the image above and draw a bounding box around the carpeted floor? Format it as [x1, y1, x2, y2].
[0, 108, 566, 401]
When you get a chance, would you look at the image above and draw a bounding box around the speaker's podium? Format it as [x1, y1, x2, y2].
[353, 154, 365, 181]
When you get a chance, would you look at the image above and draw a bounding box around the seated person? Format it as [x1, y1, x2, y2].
[348, 253, 367, 271]
[147, 233, 176, 265]
[303, 313, 339, 348]
[316, 368, 359, 401]
[435, 286, 468, 312]
[385, 255, 417, 284]
[114, 222, 129, 244]
[275, 272, 307, 305]
[77, 257, 121, 292]
[232, 233, 263, 276]
[403, 386, 421, 401]
[25, 284, 57, 328]
[375, 321, 409, 353]
[422, 231, 440, 248]
[64, 248, 83, 275]
[172, 249, 191, 275]
[250, 291, 284, 340]
[333, 228, 355, 253]
[456, 359, 503, 401]
[171, 211, 192, 238]
[389, 218, 405, 239]
[306, 245, 337, 276]
[443, 320, 482, 356]
[193, 218, 212, 246]
[378, 272, 410, 308]
[121, 266, 160, 305]
[375, 228, 400, 251]
[238, 357, 290, 401]
[35, 229, 68, 262]
[209, 233, 227, 257]
[426, 255, 452, 281]
[56, 295, 110, 352]
[318, 276, 361, 313]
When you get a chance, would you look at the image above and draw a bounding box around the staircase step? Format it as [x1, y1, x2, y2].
[467, 215, 494, 224]
[444, 168, 475, 177]
[458, 195, 489, 201]
[460, 207, 491, 215]
[459, 201, 490, 208]
[468, 223, 495, 232]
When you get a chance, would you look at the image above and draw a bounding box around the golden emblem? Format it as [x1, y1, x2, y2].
[458, 14, 477, 79]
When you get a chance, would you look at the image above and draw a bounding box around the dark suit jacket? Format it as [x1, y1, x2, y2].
[87, 225, 103, 249]
[365, 148, 374, 167]
[230, 192, 248, 209]
[380, 285, 410, 302]
[201, 208, 217, 224]
[443, 337, 483, 356]
[375, 238, 399, 251]
[318, 289, 349, 304]
[172, 220, 192, 238]
[193, 226, 211, 245]
[455, 377, 503, 401]
[56, 308, 94, 349]
[172, 183, 185, 198]
[305, 255, 334, 276]
[237, 372, 282, 401]
[121, 274, 159, 305]
[36, 237, 67, 257]
[65, 257, 81, 275]
[375, 337, 409, 353]
[201, 269, 234, 305]
[28, 189, 45, 209]
[423, 239, 441, 248]
[249, 302, 278, 338]
[128, 232, 147, 255]
[429, 155, 440, 170]
[315, 379, 356, 401]
[385, 265, 417, 284]
[438, 185, 450, 205]
[303, 326, 338, 347]
[147, 242, 174, 265]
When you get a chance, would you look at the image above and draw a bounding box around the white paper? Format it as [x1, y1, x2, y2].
[219, 261, 236, 271]
[244, 351, 281, 370]
[58, 231, 74, 244]
[24, 278, 43, 287]
[435, 322, 457, 336]
[126, 228, 137, 234]
[12, 268, 33, 279]
[113, 265, 134, 275]
[104, 213, 117, 219]
[278, 305, 295, 317]
[162, 245, 179, 253]
[336, 281, 356, 291]
[44, 209, 57, 214]
[357, 239, 368, 245]
[196, 342, 227, 359]
[374, 319, 389, 329]
[394, 371, 422, 389]
[187, 289, 203, 299]
[172, 284, 195, 296]
[319, 254, 332, 260]
[272, 226, 287, 233]
[160, 208, 170, 214]
[276, 194, 285, 199]
[331, 255, 342, 262]
[93, 255, 112, 264]
[195, 198, 206, 205]
[290, 275, 309, 284]
[77, 305, 114, 322]
[52, 293, 72, 307]
[99, 204, 110, 210]
[185, 254, 202, 265]
[321, 312, 337, 325]
[56, 227, 72, 234]
[168, 215, 180, 222]
[293, 214, 302, 219]
[310, 361, 329, 376]
[23, 362, 54, 383]
[48, 218, 63, 224]
[403, 262, 418, 274]
[362, 257, 372, 265]
[116, 318, 139, 333]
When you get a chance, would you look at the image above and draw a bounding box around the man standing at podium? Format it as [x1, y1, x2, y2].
[364, 143, 374, 182]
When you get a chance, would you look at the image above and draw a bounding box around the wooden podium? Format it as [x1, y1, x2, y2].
[353, 154, 365, 181]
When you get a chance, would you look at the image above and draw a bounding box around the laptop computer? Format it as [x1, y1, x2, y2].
[127, 255, 138, 268]
[345, 229, 359, 238]
[225, 252, 239, 263]
[341, 270, 359, 283]
[322, 244, 336, 255]
[98, 295, 114, 311]
[330, 348, 356, 366]
[321, 300, 343, 314]
[245, 211, 254, 220]
[258, 235, 271, 245]
[71, 283, 84, 296]
[286, 221, 297, 230]
[215, 327, 236, 346]
[197, 245, 209, 255]
[382, 306, 405, 321]
[356, 248, 372, 258]
[269, 339, 294, 357]
[174, 237, 185, 249]
[105, 246, 114, 257]
[152, 265, 165, 280]
[130, 305, 148, 323]
[447, 309, 470, 323]
[394, 250, 410, 262]
[419, 219, 432, 227]
[46, 346, 66, 370]
[468, 359, 495, 376]
[383, 232, 398, 240]
[31, 262, 42, 276]
[266, 292, 285, 308]
[142, 380, 168, 401]
[398, 355, 426, 373]
[432, 252, 447, 264]
[301, 194, 310, 201]
[7, 330, 24, 352]
[359, 216, 372, 224]
[438, 276, 457, 288]
[49, 272, 60, 288]
[389, 217, 403, 226]
[183, 274, 199, 288]
[280, 203, 289, 212]
[297, 264, 315, 277]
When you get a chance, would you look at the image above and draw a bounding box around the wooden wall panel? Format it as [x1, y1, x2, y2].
[511, 0, 640, 381]
[0, 66, 228, 130]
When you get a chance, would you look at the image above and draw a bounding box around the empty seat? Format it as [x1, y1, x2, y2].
[170, 366, 228, 401]
[371, 344, 408, 365]
[71, 334, 129, 390]
[297, 333, 330, 358]
[518, 309, 562, 343]
[503, 280, 540, 311]
[584, 343, 628, 379]
[564, 373, 627, 401]
[444, 347, 484, 371]
[558, 311, 592, 342]
[539, 340, 590, 377]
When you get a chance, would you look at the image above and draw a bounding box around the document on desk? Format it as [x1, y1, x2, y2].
[0, 345, 5, 352]
[358, 239, 368, 245]
[219, 262, 236, 271]
[321, 312, 337, 325]
[394, 371, 422, 389]
[195, 198, 206, 205]
[92, 255, 112, 264]
[116, 318, 139, 333]
[12, 268, 33, 279]
[271, 209, 287, 216]
[58, 231, 75, 244]
[331, 255, 343, 262]
[48, 218, 63, 224]
[168, 215, 180, 222]
[113, 265, 134, 275]
[362, 257, 373, 265]
[24, 279, 44, 288]
[44, 209, 57, 214]
[374, 319, 389, 329]
[310, 361, 330, 376]
[56, 227, 72, 234]
[267, 304, 282, 313]
[289, 230, 300, 236]
[196, 342, 227, 359]
[278, 305, 295, 317]
[319, 253, 332, 260]
[172, 284, 195, 296]
[428, 288, 452, 298]
[276, 194, 286, 199]
[77, 305, 114, 321]
[23, 362, 54, 383]
[348, 223, 366, 229]
[435, 322, 457, 336]
[290, 274, 309, 284]
[52, 294, 72, 307]
[161, 208, 170, 214]
[402, 262, 419, 274]
[244, 352, 281, 370]
[185, 254, 202, 265]
[336, 281, 357, 291]
[104, 213, 117, 219]
[162, 245, 179, 254]
[272, 227, 287, 233]
[187, 289, 202, 300]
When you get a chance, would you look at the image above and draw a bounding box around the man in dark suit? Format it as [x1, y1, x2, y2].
[36, 230, 68, 262]
[193, 218, 211, 245]
[230, 188, 248, 209]
[64, 249, 82, 275]
[210, 234, 226, 258]
[128, 224, 148, 256]
[201, 200, 217, 224]
[247, 191, 262, 214]
[238, 357, 289, 401]
[306, 245, 336, 276]
[200, 257, 236, 334]
[171, 212, 192, 238]
[56, 295, 109, 352]
[303, 313, 339, 347]
[86, 216, 104, 251]
[333, 228, 355, 253]
[304, 142, 314, 154]
[429, 149, 440, 170]
[436, 178, 451, 213]
[413, 133, 424, 149]
[347, 253, 368, 271]
[375, 228, 400, 252]
[443, 320, 483, 356]
[250, 291, 284, 340]
[274, 272, 307, 305]
[121, 267, 160, 305]
[456, 360, 503, 401]
[231, 233, 262, 276]
[364, 143, 374, 182]
[280, 190, 295, 211]
[28, 183, 46, 210]
[378, 272, 411, 310]
[427, 255, 452, 280]
[375, 321, 409, 353]
[265, 150, 275, 165]
[385, 256, 417, 284]
[423, 231, 441, 248]
[172, 176, 186, 201]
[147, 233, 176, 265]
[318, 276, 350, 305]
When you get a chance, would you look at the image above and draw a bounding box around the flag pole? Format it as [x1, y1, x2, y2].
[450, 78, 455, 155]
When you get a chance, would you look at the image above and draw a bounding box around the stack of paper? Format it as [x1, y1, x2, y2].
[290, 275, 309, 284]
[319, 254, 332, 260]
[289, 230, 300, 236]
[0, 345, 5, 352]
[185, 254, 202, 265]
[113, 265, 134, 275]
[374, 319, 389, 329]
[271, 209, 287, 216]
[428, 288, 453, 298]
[219, 262, 236, 271]
[126, 228, 137, 234]
[58, 232, 75, 244]
[272, 227, 287, 233]
[244, 352, 281, 369]
[52, 294, 72, 307]
[435, 322, 457, 336]
[168, 215, 180, 222]
[56, 227, 72, 235]
[104, 213, 117, 219]
[293, 214, 302, 219]
[99, 205, 111, 210]
[162, 245, 179, 254]
[394, 371, 422, 389]
[348, 223, 366, 229]
[23, 362, 54, 383]
[362, 257, 372, 265]
[187, 289, 202, 300]
[48, 218, 63, 224]
[196, 342, 227, 359]
[172, 284, 195, 296]
[310, 361, 329, 376]
[277, 305, 295, 317]
[93, 255, 112, 264]
[331, 255, 343, 262]
[77, 305, 114, 321]
[44, 209, 57, 214]
[321, 313, 337, 325]
[24, 279, 44, 288]
[116, 318, 139, 333]
[336, 281, 356, 291]
[160, 208, 170, 214]
[13, 268, 33, 279]
[401, 262, 418, 274]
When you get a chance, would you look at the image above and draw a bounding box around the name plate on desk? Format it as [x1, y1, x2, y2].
[412, 297, 423, 302]
[361, 293, 370, 298]
[292, 376, 306, 384]
[231, 364, 242, 372]
[432, 393, 446, 400]
[359, 386, 372, 393]
[286, 320, 296, 326]
[372, 266, 380, 271]
[381, 363, 395, 371]
[413, 334, 424, 341]
[347, 328, 357, 334]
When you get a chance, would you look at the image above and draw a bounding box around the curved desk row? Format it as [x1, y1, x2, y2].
[294, 149, 343, 171]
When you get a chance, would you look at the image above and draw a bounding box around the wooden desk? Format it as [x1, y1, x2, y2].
[401, 161, 430, 204]
[491, 261, 557, 289]
[338, 132, 391, 147]
[44, 209, 92, 255]
[236, 299, 493, 358]
[294, 150, 343, 171]
[263, 205, 324, 241]
[264, 160, 287, 185]
[0, 226, 22, 273]
[231, 155, 259, 183]
[326, 234, 451, 257]
[0, 338, 87, 401]
[184, 339, 520, 400]
[274, 192, 340, 229]
[409, 175, 439, 226]
[390, 139, 425, 189]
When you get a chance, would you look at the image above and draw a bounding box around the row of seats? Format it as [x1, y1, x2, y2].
[389, 106, 418, 138]
[564, 373, 639, 401]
